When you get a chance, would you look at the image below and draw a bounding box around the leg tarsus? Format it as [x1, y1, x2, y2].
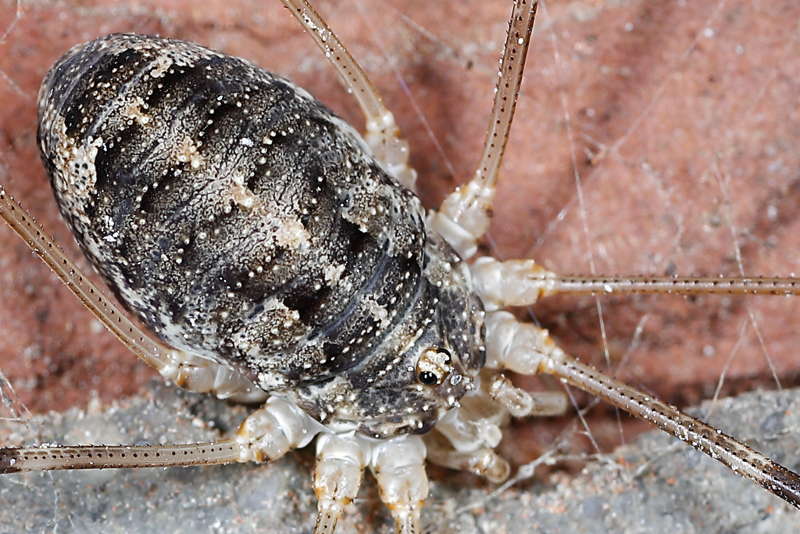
[0, 440, 246, 472]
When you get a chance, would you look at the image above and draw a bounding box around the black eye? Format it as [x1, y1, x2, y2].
[439, 348, 452, 364]
[418, 371, 439, 385]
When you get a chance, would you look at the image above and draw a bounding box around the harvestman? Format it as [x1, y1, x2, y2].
[1, 1, 800, 533]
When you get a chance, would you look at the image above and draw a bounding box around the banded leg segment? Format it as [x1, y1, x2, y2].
[484, 310, 800, 509]
[0, 186, 169, 376]
[527, 273, 800, 297]
[470, 256, 800, 309]
[0, 441, 244, 473]
[0, 396, 319, 473]
[0, 186, 264, 402]
[430, 0, 538, 259]
[279, 0, 417, 189]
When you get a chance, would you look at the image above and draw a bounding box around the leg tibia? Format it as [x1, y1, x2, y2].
[236, 397, 319, 462]
[0, 186, 264, 402]
[483, 311, 800, 510]
[370, 436, 428, 534]
[0, 441, 244, 473]
[429, 1, 538, 260]
[0, 397, 320, 474]
[313, 433, 365, 534]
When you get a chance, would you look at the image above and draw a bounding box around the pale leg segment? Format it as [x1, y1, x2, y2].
[235, 397, 320, 462]
[279, 0, 417, 190]
[0, 185, 264, 402]
[484, 310, 800, 509]
[424, 430, 509, 484]
[161, 350, 267, 403]
[371, 435, 428, 534]
[423, 369, 565, 483]
[313, 433, 366, 534]
[429, 1, 538, 259]
[485, 372, 568, 418]
[424, 391, 510, 483]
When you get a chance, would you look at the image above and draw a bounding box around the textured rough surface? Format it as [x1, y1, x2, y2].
[36, 32, 484, 437]
[1, 0, 800, 512]
[1, 382, 799, 533]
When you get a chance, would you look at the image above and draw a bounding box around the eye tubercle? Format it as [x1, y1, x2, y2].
[415, 347, 453, 386]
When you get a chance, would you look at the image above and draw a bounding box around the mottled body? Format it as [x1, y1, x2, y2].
[37, 34, 484, 438]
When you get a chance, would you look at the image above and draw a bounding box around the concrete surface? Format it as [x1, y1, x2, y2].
[1, 381, 799, 533]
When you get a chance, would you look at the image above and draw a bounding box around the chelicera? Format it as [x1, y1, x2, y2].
[1, 1, 800, 532]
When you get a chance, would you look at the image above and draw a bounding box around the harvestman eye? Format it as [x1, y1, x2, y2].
[416, 347, 453, 386]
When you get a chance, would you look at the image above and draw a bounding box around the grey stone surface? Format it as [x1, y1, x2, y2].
[1, 382, 799, 533]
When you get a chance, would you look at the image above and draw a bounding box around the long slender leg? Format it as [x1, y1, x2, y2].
[483, 310, 800, 509]
[0, 186, 264, 402]
[470, 256, 800, 309]
[371, 435, 428, 534]
[0, 396, 318, 473]
[313, 433, 365, 534]
[0, 441, 245, 473]
[279, 0, 417, 190]
[429, 0, 538, 259]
